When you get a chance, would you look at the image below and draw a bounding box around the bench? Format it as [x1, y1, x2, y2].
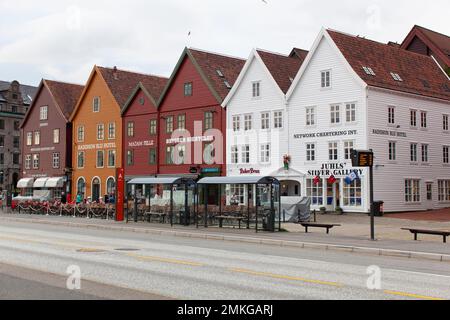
[216, 215, 245, 229]
[401, 228, 450, 243]
[300, 223, 341, 234]
[144, 211, 167, 223]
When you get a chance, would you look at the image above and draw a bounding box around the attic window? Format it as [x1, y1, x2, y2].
[390, 72, 403, 82]
[216, 70, 224, 77]
[289, 77, 294, 83]
[362, 66, 376, 76]
[224, 81, 232, 89]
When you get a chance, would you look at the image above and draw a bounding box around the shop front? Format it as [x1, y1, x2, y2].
[302, 162, 368, 213]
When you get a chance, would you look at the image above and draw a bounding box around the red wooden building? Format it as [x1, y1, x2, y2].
[121, 77, 168, 181]
[156, 47, 245, 179]
[19, 79, 83, 200]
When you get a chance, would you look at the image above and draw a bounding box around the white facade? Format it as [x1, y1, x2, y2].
[224, 49, 304, 204]
[287, 31, 370, 213]
[367, 87, 450, 212]
[224, 29, 450, 213]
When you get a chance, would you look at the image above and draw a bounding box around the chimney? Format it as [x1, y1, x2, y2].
[113, 66, 118, 80]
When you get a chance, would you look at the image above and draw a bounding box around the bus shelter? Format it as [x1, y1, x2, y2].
[197, 176, 281, 232]
[126, 177, 196, 226]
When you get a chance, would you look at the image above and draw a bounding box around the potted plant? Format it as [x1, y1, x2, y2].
[283, 154, 291, 170]
[336, 206, 344, 215]
[320, 207, 327, 214]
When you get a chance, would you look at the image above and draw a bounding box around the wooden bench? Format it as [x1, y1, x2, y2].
[145, 211, 167, 223]
[300, 223, 341, 234]
[401, 228, 450, 243]
[216, 215, 245, 229]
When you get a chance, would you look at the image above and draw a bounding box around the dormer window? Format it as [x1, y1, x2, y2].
[390, 72, 403, 82]
[362, 66, 376, 76]
[216, 70, 224, 77]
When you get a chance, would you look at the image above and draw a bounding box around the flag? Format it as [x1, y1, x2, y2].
[345, 170, 360, 185]
[313, 176, 321, 185]
[328, 175, 337, 185]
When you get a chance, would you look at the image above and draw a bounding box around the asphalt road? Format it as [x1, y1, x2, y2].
[0, 220, 449, 300]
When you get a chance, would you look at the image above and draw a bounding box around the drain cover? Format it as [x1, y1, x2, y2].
[114, 248, 140, 251]
[77, 248, 106, 253]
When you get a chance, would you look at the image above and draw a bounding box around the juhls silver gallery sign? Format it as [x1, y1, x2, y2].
[294, 130, 358, 139]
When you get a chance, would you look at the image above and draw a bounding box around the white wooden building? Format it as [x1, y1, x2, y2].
[222, 47, 307, 204]
[286, 28, 450, 213]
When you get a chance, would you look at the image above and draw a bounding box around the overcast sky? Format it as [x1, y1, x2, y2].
[1, 0, 448, 86]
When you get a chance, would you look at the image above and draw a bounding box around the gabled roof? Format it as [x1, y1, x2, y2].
[21, 79, 83, 128]
[157, 47, 245, 105]
[401, 25, 450, 67]
[121, 76, 169, 115]
[256, 49, 306, 93]
[0, 80, 38, 105]
[70, 66, 166, 121]
[327, 29, 450, 101]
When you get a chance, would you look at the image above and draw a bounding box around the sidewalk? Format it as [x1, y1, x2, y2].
[0, 212, 449, 261]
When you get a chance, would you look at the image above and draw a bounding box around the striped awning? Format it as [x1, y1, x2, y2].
[17, 178, 34, 188]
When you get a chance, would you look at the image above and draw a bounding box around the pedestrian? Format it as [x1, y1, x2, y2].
[61, 191, 67, 204]
[76, 192, 82, 204]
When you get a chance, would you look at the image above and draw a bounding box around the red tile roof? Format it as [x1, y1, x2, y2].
[402, 25, 450, 64]
[257, 49, 307, 93]
[327, 29, 450, 101]
[44, 80, 84, 120]
[98, 67, 168, 107]
[139, 76, 169, 103]
[189, 48, 246, 101]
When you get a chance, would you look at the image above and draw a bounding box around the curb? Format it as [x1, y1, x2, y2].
[1, 215, 450, 262]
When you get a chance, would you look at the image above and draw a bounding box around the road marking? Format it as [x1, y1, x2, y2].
[229, 268, 343, 287]
[384, 290, 445, 300]
[127, 252, 203, 267]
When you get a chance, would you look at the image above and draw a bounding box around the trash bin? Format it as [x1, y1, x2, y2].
[372, 201, 384, 217]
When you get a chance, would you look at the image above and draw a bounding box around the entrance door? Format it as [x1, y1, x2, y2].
[92, 178, 100, 202]
[426, 182, 433, 210]
[335, 180, 341, 209]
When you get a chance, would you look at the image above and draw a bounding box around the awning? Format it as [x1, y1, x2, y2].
[33, 177, 49, 188]
[197, 176, 279, 185]
[17, 178, 34, 188]
[127, 177, 195, 185]
[45, 177, 65, 188]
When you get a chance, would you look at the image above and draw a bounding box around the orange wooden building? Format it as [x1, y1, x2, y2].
[70, 66, 166, 201]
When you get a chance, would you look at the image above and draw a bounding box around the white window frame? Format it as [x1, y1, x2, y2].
[261, 112, 270, 130]
[328, 141, 339, 161]
[405, 179, 421, 203]
[321, 70, 331, 89]
[52, 152, 60, 169]
[77, 126, 85, 142]
[330, 104, 341, 124]
[108, 122, 115, 139]
[32, 154, 39, 169]
[306, 143, 316, 162]
[252, 81, 261, 98]
[97, 123, 104, 140]
[39, 106, 48, 121]
[241, 145, 250, 164]
[345, 103, 356, 123]
[230, 146, 238, 164]
[438, 180, 450, 202]
[77, 151, 85, 169]
[410, 143, 418, 163]
[53, 128, 60, 144]
[344, 140, 354, 160]
[244, 114, 252, 131]
[260, 143, 270, 164]
[421, 144, 429, 163]
[273, 111, 283, 129]
[389, 141, 397, 161]
[306, 107, 315, 126]
[34, 131, 40, 145]
[25, 155, 31, 170]
[420, 111, 427, 129]
[108, 149, 116, 168]
[443, 114, 449, 132]
[96, 150, 104, 168]
[93, 97, 100, 112]
[232, 115, 241, 132]
[26, 132, 32, 146]
[388, 106, 395, 124]
[443, 146, 449, 164]
[410, 109, 417, 128]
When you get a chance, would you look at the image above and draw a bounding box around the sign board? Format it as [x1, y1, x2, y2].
[351, 150, 374, 168]
[115, 167, 125, 221]
[201, 168, 220, 174]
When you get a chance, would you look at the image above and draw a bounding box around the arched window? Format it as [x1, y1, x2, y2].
[77, 177, 86, 195]
[106, 177, 116, 195]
